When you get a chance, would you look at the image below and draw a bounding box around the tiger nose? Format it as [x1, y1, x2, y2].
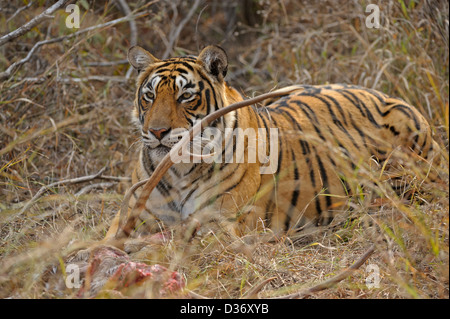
[149, 127, 169, 140]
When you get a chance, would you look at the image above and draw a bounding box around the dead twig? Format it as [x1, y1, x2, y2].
[75, 182, 115, 196]
[187, 290, 210, 299]
[115, 86, 303, 240]
[186, 276, 276, 299]
[83, 59, 129, 67]
[162, 0, 202, 59]
[114, 0, 137, 47]
[6, 1, 34, 24]
[0, 0, 70, 47]
[114, 0, 138, 79]
[0, 110, 95, 157]
[98, 175, 131, 182]
[242, 277, 277, 299]
[269, 245, 376, 299]
[17, 166, 108, 217]
[0, 12, 148, 81]
[17, 75, 131, 84]
[117, 179, 149, 233]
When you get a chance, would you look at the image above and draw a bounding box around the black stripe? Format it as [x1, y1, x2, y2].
[142, 148, 154, 177]
[204, 88, 211, 114]
[316, 154, 332, 209]
[183, 163, 199, 178]
[268, 115, 283, 175]
[183, 80, 195, 89]
[258, 112, 271, 155]
[221, 113, 238, 166]
[290, 100, 319, 123]
[348, 113, 367, 145]
[156, 61, 195, 71]
[175, 68, 189, 74]
[285, 150, 300, 230]
[184, 110, 196, 122]
[314, 192, 322, 219]
[180, 188, 196, 212]
[336, 90, 366, 118]
[363, 87, 388, 104]
[223, 166, 249, 194]
[418, 134, 428, 156]
[193, 161, 239, 201]
[289, 100, 327, 141]
[143, 149, 178, 212]
[189, 83, 204, 111]
[264, 199, 273, 227]
[302, 93, 359, 149]
[306, 156, 315, 187]
[332, 120, 360, 150]
[327, 155, 352, 195]
[336, 141, 356, 170]
[340, 90, 382, 128]
[170, 166, 180, 178]
[196, 166, 250, 212]
[384, 124, 400, 136]
[322, 93, 348, 125]
[197, 71, 220, 111]
[364, 93, 386, 117]
[383, 104, 420, 131]
[277, 107, 310, 155]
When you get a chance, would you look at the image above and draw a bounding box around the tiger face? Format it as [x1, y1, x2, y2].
[128, 45, 240, 164]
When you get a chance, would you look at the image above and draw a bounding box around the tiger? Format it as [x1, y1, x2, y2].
[104, 45, 440, 242]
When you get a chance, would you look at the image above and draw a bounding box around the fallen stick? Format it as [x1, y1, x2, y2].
[17, 166, 107, 217]
[0, 12, 147, 81]
[242, 276, 277, 299]
[269, 244, 376, 299]
[6, 1, 34, 24]
[0, 0, 70, 47]
[187, 277, 277, 299]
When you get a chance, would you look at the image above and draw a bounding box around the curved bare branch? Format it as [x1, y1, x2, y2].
[269, 245, 376, 299]
[0, 12, 147, 81]
[0, 0, 70, 47]
[114, 86, 303, 240]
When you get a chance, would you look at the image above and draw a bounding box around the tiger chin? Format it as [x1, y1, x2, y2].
[103, 44, 441, 245]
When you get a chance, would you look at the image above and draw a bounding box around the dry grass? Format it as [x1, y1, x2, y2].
[0, 0, 448, 299]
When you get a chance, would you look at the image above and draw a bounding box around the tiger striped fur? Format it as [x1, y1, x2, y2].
[104, 45, 440, 241]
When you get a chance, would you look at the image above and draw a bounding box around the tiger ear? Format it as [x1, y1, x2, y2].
[197, 45, 228, 81]
[128, 46, 159, 72]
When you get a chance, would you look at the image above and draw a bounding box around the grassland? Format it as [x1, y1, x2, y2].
[0, 0, 448, 298]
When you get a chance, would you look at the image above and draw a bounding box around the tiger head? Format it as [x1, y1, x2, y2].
[127, 45, 242, 162]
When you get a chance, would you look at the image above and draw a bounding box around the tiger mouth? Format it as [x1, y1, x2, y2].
[150, 144, 171, 151]
[148, 145, 171, 156]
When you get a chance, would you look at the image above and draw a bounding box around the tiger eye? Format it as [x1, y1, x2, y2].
[181, 92, 192, 100]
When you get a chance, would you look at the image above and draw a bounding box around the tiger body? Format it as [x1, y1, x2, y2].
[104, 45, 439, 240]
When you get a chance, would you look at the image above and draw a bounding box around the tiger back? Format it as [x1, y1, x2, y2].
[104, 45, 440, 241]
